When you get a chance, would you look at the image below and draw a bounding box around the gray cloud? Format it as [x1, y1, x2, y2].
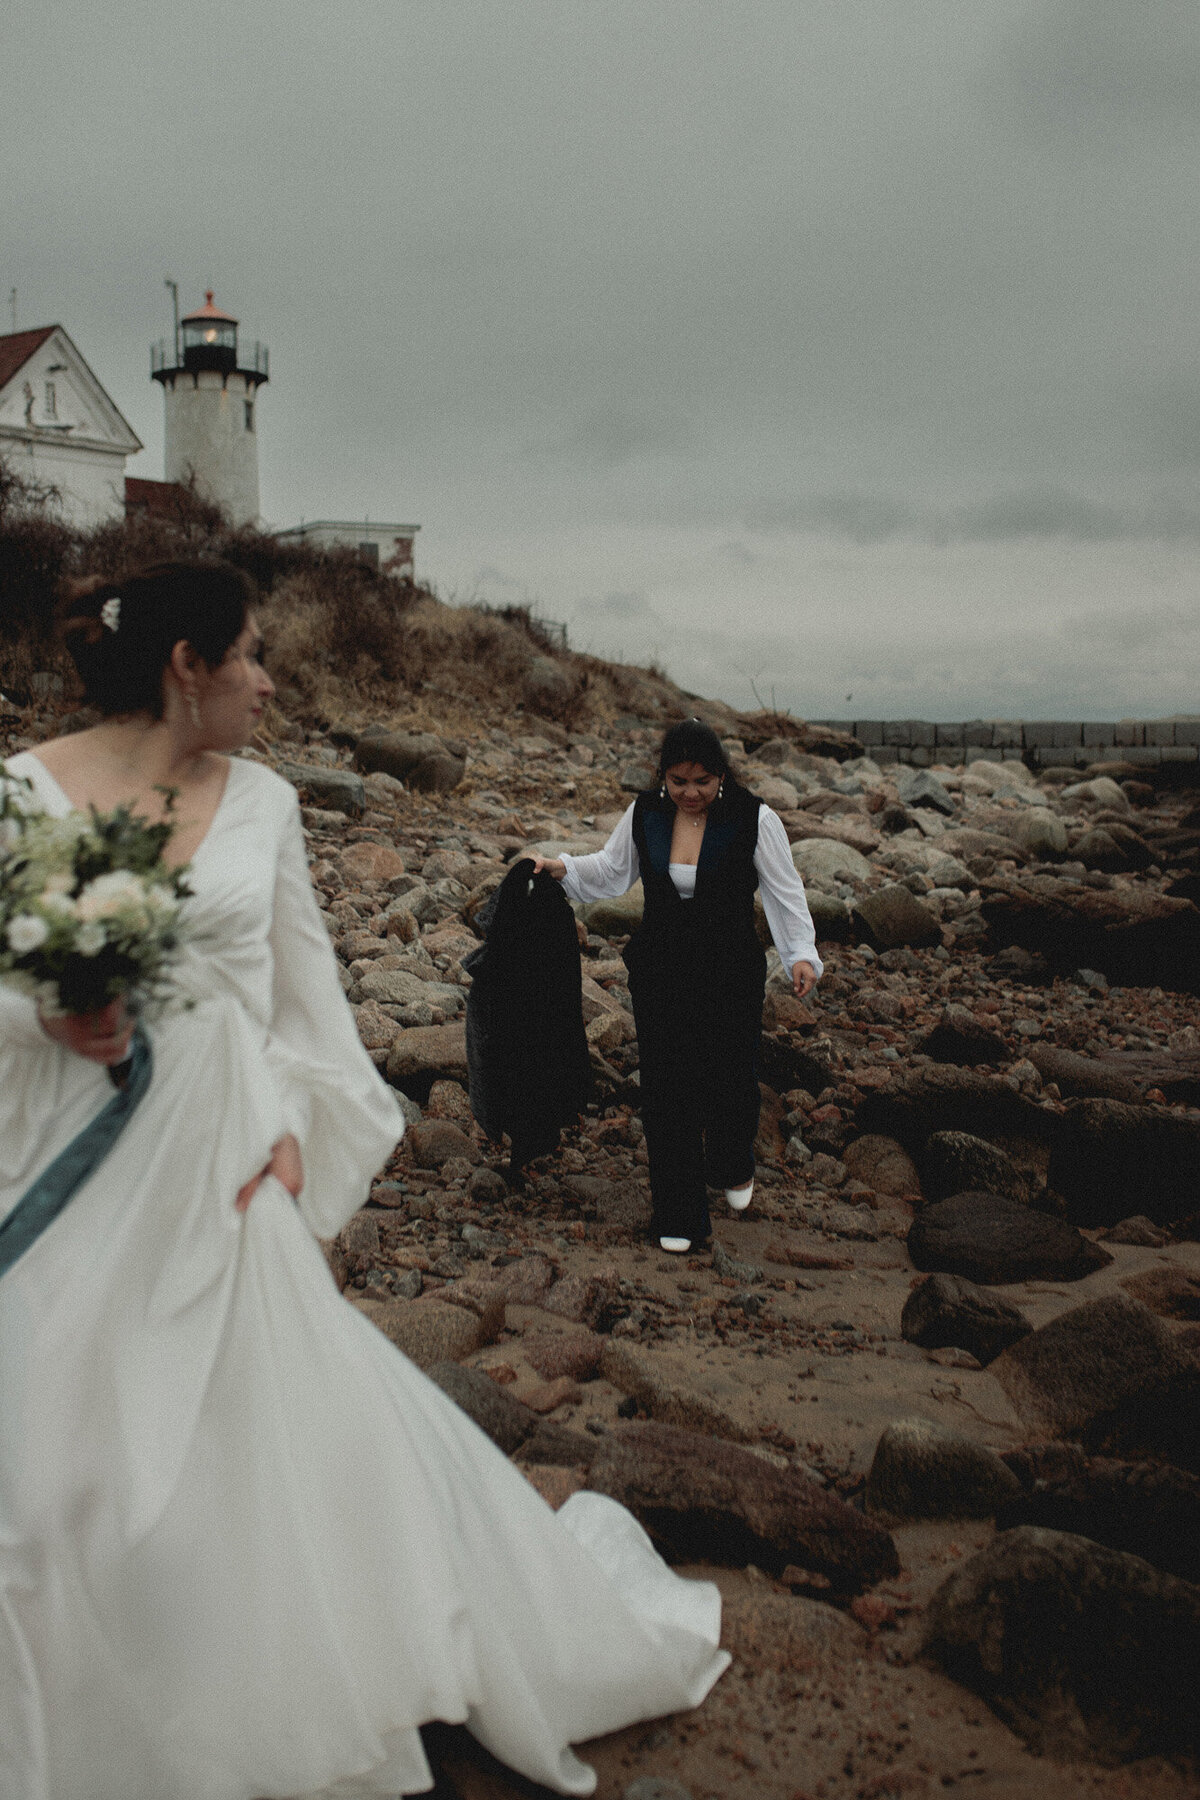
[5, 0, 1199, 715]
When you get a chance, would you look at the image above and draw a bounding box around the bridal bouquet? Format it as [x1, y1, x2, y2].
[0, 775, 192, 1019]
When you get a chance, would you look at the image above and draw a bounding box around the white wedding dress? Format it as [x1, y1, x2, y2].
[0, 753, 728, 1800]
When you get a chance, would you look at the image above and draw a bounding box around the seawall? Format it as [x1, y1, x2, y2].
[809, 718, 1200, 770]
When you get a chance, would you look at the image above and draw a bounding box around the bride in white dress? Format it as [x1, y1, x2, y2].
[0, 562, 728, 1800]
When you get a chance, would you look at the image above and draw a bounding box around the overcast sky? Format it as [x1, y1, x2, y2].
[5, 1, 1198, 719]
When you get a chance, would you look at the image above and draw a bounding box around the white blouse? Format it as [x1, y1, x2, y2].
[561, 801, 823, 980]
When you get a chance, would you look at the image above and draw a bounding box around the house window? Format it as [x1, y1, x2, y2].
[358, 542, 380, 568]
[44, 382, 57, 419]
[244, 399, 254, 432]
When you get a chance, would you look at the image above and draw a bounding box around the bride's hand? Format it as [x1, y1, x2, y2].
[39, 998, 134, 1065]
[235, 1134, 304, 1213]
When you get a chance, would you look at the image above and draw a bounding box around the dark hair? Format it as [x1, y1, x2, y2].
[656, 717, 731, 781]
[56, 560, 255, 718]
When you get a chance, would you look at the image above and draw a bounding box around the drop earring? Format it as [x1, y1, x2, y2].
[659, 782, 667, 801]
[188, 692, 202, 728]
[717, 777, 725, 801]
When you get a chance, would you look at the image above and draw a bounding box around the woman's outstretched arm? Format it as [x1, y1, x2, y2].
[533, 803, 639, 903]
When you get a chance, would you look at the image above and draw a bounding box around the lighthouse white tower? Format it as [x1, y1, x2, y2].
[151, 292, 268, 524]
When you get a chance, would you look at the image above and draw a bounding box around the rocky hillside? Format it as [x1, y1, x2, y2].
[4, 665, 1200, 1799]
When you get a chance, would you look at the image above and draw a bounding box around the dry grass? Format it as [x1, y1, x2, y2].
[0, 454, 700, 731]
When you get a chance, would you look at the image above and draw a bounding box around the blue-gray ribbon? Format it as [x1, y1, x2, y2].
[0, 1025, 153, 1280]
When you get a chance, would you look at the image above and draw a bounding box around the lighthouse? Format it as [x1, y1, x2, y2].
[151, 292, 268, 524]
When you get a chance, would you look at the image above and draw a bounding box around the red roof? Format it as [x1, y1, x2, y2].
[181, 290, 237, 324]
[0, 325, 58, 392]
[125, 476, 187, 517]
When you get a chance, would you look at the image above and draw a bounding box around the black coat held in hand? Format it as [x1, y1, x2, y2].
[464, 858, 591, 1175]
[624, 782, 767, 1244]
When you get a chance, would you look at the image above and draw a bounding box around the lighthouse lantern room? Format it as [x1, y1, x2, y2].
[151, 292, 268, 524]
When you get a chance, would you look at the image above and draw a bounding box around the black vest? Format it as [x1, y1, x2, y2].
[628, 783, 763, 959]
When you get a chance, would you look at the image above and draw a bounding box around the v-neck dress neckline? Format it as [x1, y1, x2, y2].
[15, 750, 242, 866]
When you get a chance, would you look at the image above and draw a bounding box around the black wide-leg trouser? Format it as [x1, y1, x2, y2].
[630, 939, 765, 1244]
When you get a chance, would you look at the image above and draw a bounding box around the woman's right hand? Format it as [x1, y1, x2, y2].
[529, 856, 567, 880]
[38, 998, 134, 1065]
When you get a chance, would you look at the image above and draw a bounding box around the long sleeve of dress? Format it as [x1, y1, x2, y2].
[263, 789, 404, 1238]
[755, 807, 824, 981]
[559, 804, 639, 904]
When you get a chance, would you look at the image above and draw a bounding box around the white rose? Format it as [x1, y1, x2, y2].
[75, 870, 147, 922]
[6, 914, 50, 954]
[75, 921, 107, 957]
[40, 890, 76, 916]
[43, 871, 73, 896]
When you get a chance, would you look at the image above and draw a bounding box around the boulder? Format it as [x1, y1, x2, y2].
[776, 811, 881, 856]
[1003, 807, 1069, 859]
[805, 890, 853, 941]
[352, 1297, 484, 1369]
[980, 872, 1200, 993]
[922, 1525, 1200, 1762]
[1061, 776, 1130, 811]
[586, 1420, 899, 1593]
[790, 838, 872, 888]
[920, 1130, 1027, 1204]
[580, 881, 644, 936]
[895, 769, 957, 816]
[990, 1293, 1200, 1470]
[1048, 1099, 1200, 1227]
[385, 1022, 470, 1103]
[753, 774, 800, 811]
[1119, 1267, 1200, 1321]
[599, 1341, 750, 1443]
[408, 753, 467, 795]
[1027, 1044, 1143, 1104]
[721, 1590, 866, 1674]
[523, 1332, 606, 1382]
[757, 1033, 835, 1099]
[544, 1268, 623, 1329]
[1000, 1446, 1200, 1585]
[865, 1416, 1021, 1520]
[917, 1006, 1010, 1067]
[856, 1065, 1053, 1156]
[1072, 824, 1153, 874]
[276, 761, 365, 817]
[424, 1362, 539, 1454]
[852, 883, 942, 951]
[353, 731, 445, 782]
[406, 1119, 478, 1170]
[908, 1192, 1111, 1285]
[841, 1134, 921, 1197]
[1031, 1045, 1200, 1108]
[523, 654, 573, 717]
[335, 842, 407, 886]
[354, 969, 464, 1012]
[901, 1271, 1032, 1365]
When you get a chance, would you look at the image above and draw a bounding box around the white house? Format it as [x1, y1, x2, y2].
[273, 519, 419, 579]
[0, 325, 142, 527]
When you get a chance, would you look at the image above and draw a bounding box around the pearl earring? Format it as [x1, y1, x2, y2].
[659, 782, 667, 800]
[717, 777, 725, 800]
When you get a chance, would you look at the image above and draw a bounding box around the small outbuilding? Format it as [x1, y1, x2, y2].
[273, 519, 419, 579]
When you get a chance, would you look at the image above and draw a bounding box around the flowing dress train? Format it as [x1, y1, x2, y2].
[0, 752, 728, 1800]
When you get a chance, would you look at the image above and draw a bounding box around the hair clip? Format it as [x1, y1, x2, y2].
[100, 596, 121, 633]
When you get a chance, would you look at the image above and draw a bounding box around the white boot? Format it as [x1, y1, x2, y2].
[725, 1181, 753, 1213]
[658, 1236, 692, 1253]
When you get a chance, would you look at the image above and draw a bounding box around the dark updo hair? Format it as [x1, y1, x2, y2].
[56, 560, 255, 718]
[656, 717, 731, 782]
